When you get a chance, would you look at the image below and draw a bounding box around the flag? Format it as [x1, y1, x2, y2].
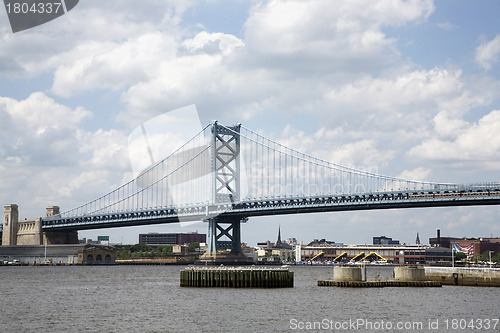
[452, 242, 474, 260]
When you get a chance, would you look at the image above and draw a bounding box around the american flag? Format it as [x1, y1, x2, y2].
[452, 242, 474, 260]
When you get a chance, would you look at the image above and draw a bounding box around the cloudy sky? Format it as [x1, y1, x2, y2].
[1, 0, 500, 246]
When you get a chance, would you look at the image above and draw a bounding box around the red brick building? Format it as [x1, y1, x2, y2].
[139, 232, 206, 245]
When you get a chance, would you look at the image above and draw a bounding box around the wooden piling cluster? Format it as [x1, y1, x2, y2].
[317, 280, 442, 288]
[180, 267, 294, 288]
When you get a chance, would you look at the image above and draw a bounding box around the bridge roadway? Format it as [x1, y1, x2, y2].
[41, 187, 500, 231]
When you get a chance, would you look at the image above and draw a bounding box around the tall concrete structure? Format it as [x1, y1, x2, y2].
[3, 204, 19, 245]
[1, 205, 78, 246]
[16, 217, 43, 245]
[43, 206, 78, 245]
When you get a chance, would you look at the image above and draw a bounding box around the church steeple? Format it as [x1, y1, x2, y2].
[416, 232, 421, 245]
[276, 225, 282, 247]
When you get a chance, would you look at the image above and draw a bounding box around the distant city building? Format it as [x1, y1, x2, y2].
[429, 229, 500, 257]
[256, 227, 292, 250]
[296, 244, 449, 264]
[139, 232, 206, 245]
[79, 238, 102, 245]
[373, 236, 400, 245]
[256, 227, 294, 262]
[307, 239, 336, 246]
[0, 244, 115, 264]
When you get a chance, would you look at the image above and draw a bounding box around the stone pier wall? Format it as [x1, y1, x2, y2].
[16, 218, 43, 245]
[425, 267, 500, 286]
[2, 204, 78, 246]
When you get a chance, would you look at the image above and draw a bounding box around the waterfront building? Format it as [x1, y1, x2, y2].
[429, 229, 500, 257]
[307, 238, 337, 246]
[138, 232, 206, 245]
[295, 244, 448, 264]
[0, 244, 115, 265]
[373, 236, 400, 245]
[256, 227, 294, 262]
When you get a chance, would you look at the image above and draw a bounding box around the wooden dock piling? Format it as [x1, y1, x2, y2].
[180, 267, 294, 288]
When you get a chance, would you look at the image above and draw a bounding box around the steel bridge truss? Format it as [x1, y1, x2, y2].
[207, 122, 242, 253]
[211, 122, 241, 204]
[40, 121, 500, 254]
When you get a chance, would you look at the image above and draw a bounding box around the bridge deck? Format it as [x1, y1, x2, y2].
[41, 189, 500, 231]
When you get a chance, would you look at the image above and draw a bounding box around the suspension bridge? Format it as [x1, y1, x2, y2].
[40, 121, 500, 255]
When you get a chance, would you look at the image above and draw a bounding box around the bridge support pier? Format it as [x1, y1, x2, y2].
[197, 122, 251, 264]
[198, 216, 251, 265]
[43, 205, 79, 245]
[43, 231, 79, 245]
[2, 204, 79, 246]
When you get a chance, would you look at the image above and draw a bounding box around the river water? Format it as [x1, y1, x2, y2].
[1, 265, 499, 332]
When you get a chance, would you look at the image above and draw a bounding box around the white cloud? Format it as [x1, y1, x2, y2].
[475, 34, 500, 71]
[436, 22, 455, 31]
[243, 0, 434, 72]
[120, 31, 258, 124]
[408, 110, 500, 166]
[0, 93, 130, 217]
[1, 0, 438, 126]
[1, 0, 500, 245]
[319, 67, 472, 153]
[51, 32, 179, 97]
[0, 92, 92, 164]
[180, 31, 244, 56]
[326, 68, 464, 114]
[268, 125, 392, 176]
[397, 167, 432, 182]
[0, 1, 190, 77]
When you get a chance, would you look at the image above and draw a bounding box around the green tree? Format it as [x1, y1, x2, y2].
[188, 242, 200, 252]
[131, 244, 152, 253]
[454, 252, 466, 260]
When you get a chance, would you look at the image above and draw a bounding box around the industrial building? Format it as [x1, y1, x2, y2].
[138, 232, 206, 245]
[429, 229, 500, 257]
[0, 244, 115, 265]
[296, 244, 451, 265]
[373, 236, 400, 245]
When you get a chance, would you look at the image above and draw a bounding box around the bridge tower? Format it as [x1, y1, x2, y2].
[2, 204, 19, 245]
[43, 206, 79, 245]
[202, 122, 249, 262]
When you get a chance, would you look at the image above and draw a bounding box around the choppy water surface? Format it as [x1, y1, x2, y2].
[1, 265, 499, 332]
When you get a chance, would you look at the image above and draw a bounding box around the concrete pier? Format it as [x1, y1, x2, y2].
[333, 266, 363, 282]
[320, 265, 442, 288]
[425, 267, 500, 287]
[394, 265, 425, 281]
[180, 267, 294, 288]
[318, 280, 441, 287]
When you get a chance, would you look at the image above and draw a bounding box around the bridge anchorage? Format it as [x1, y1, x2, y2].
[38, 121, 500, 263]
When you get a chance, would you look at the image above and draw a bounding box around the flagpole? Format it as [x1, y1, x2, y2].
[452, 242, 455, 268]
